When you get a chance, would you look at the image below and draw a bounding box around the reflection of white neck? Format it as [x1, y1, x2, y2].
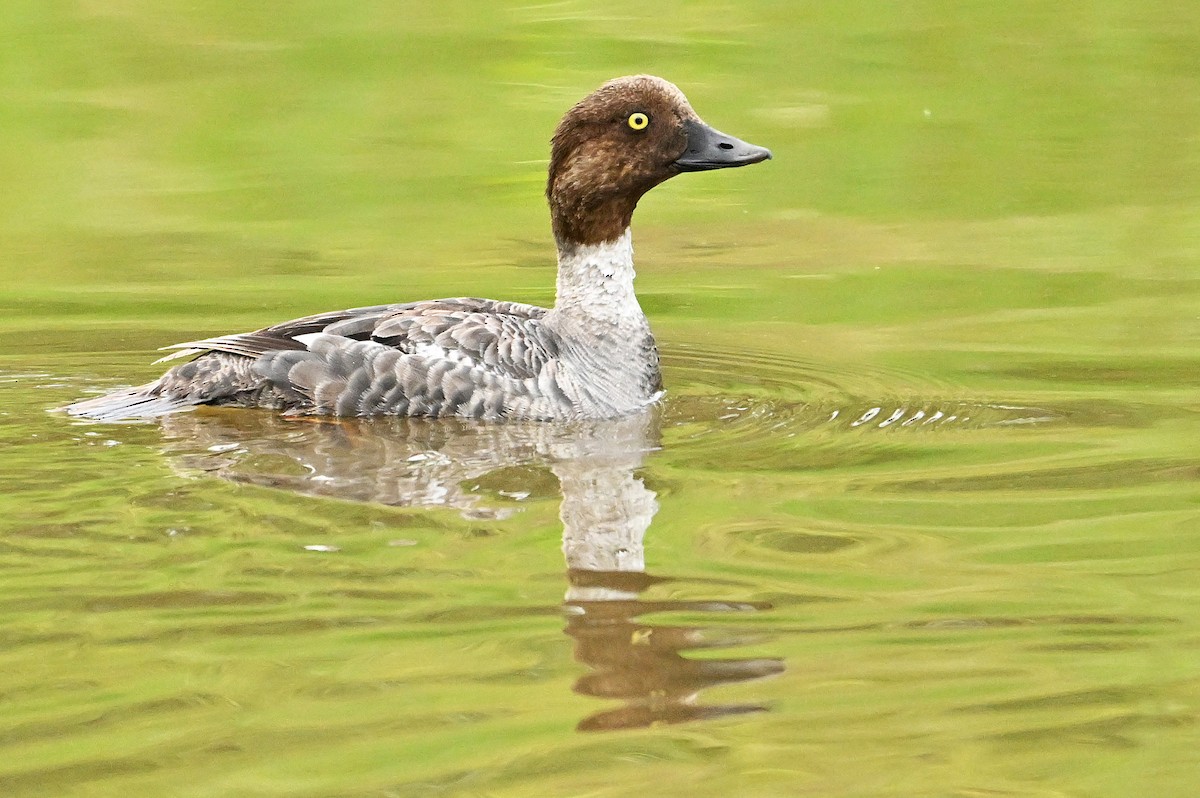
[558, 463, 655, 572]
[551, 229, 645, 330]
[557, 437, 657, 603]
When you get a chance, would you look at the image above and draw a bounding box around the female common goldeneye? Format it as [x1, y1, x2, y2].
[66, 75, 771, 422]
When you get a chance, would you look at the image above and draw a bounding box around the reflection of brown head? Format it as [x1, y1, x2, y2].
[565, 569, 784, 732]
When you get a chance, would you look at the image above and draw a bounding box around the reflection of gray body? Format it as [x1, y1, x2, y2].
[162, 409, 661, 520]
[65, 76, 769, 423]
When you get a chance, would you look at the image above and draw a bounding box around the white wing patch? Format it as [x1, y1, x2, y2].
[293, 332, 325, 348]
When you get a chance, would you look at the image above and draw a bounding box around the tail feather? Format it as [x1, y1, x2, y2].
[61, 383, 198, 422]
[63, 351, 281, 421]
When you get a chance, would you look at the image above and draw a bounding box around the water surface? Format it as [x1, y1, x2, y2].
[2, 4, 1199, 797]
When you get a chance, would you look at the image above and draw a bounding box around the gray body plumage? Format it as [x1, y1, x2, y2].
[68, 296, 661, 422]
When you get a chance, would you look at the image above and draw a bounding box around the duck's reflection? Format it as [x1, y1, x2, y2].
[159, 408, 783, 731]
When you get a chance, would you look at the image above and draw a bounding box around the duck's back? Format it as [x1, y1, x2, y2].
[66, 298, 585, 422]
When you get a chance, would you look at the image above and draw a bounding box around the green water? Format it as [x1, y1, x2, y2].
[3, 3, 1199, 796]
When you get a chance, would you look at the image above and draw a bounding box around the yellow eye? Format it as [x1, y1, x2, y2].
[627, 112, 650, 131]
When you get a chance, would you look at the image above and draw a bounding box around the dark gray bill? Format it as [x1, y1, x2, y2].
[674, 118, 772, 172]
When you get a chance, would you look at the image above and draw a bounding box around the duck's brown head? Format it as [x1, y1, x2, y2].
[547, 75, 771, 247]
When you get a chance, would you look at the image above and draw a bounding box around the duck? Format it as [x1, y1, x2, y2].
[65, 75, 771, 422]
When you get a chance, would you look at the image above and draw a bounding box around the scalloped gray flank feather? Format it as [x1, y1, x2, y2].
[65, 76, 771, 422]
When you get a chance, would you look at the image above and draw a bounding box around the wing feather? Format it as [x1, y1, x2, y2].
[159, 297, 548, 364]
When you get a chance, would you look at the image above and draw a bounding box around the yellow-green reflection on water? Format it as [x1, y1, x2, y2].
[2, 3, 1199, 797]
